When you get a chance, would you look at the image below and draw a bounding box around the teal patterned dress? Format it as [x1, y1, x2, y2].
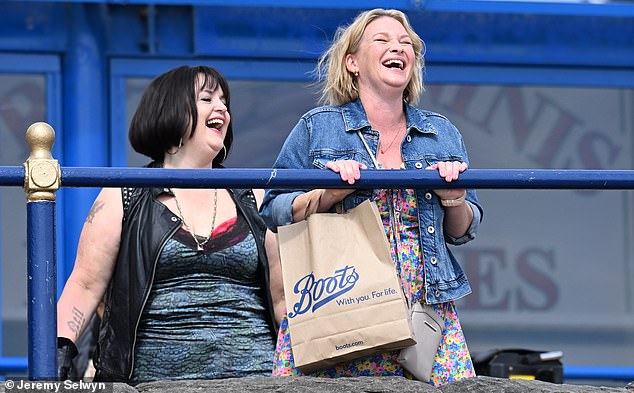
[130, 213, 275, 383]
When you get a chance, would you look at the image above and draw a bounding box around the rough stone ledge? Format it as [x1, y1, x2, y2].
[134, 376, 634, 393]
[2, 376, 632, 393]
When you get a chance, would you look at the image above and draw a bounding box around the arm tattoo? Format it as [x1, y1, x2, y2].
[66, 306, 85, 337]
[85, 200, 105, 224]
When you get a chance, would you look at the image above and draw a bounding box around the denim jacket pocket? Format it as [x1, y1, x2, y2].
[339, 190, 373, 213]
[311, 149, 365, 169]
[423, 154, 465, 167]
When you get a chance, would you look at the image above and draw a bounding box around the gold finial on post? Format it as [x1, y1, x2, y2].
[23, 122, 61, 202]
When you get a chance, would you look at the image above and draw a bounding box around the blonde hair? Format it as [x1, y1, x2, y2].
[316, 8, 425, 106]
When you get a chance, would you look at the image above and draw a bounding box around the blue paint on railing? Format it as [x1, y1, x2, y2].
[58, 167, 634, 189]
[564, 366, 634, 382]
[0, 357, 28, 374]
[2, 359, 634, 383]
[3, 166, 634, 189]
[26, 201, 58, 380]
[0, 167, 24, 186]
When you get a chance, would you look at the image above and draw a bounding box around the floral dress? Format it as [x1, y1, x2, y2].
[272, 186, 476, 386]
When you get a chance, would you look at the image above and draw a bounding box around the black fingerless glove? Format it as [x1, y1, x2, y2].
[57, 337, 78, 381]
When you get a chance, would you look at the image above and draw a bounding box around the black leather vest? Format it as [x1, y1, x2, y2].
[93, 185, 276, 382]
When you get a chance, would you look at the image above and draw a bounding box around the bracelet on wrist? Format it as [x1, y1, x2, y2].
[440, 194, 466, 208]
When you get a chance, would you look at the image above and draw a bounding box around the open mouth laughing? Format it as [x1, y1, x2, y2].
[382, 59, 405, 70]
[206, 118, 224, 130]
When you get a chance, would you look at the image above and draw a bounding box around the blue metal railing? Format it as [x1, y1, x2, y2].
[29, 166, 634, 189]
[1, 163, 633, 382]
[0, 357, 28, 375]
[565, 366, 634, 382]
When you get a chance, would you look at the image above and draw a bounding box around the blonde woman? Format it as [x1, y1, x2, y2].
[261, 9, 482, 385]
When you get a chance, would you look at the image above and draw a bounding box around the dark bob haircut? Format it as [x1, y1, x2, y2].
[129, 65, 233, 165]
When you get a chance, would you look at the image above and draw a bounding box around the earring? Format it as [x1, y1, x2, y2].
[351, 71, 359, 92]
[219, 144, 227, 162]
[167, 137, 183, 155]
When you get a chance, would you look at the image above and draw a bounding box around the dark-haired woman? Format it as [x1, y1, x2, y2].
[56, 65, 284, 384]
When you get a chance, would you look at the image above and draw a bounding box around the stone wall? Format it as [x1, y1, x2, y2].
[2, 376, 632, 393]
[132, 376, 633, 393]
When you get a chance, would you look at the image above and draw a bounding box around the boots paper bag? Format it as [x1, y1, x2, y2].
[277, 199, 415, 374]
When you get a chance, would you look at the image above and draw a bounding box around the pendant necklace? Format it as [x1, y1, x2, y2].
[379, 118, 406, 155]
[171, 188, 218, 251]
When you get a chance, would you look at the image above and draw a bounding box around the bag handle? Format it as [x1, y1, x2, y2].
[330, 131, 377, 215]
[357, 130, 380, 169]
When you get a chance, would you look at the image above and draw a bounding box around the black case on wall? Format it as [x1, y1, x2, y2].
[473, 348, 564, 384]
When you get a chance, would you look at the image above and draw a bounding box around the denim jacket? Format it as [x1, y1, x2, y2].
[261, 99, 483, 304]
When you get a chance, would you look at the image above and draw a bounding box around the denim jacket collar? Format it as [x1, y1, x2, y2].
[340, 99, 439, 136]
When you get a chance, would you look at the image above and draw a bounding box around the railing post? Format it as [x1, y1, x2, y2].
[23, 122, 61, 380]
